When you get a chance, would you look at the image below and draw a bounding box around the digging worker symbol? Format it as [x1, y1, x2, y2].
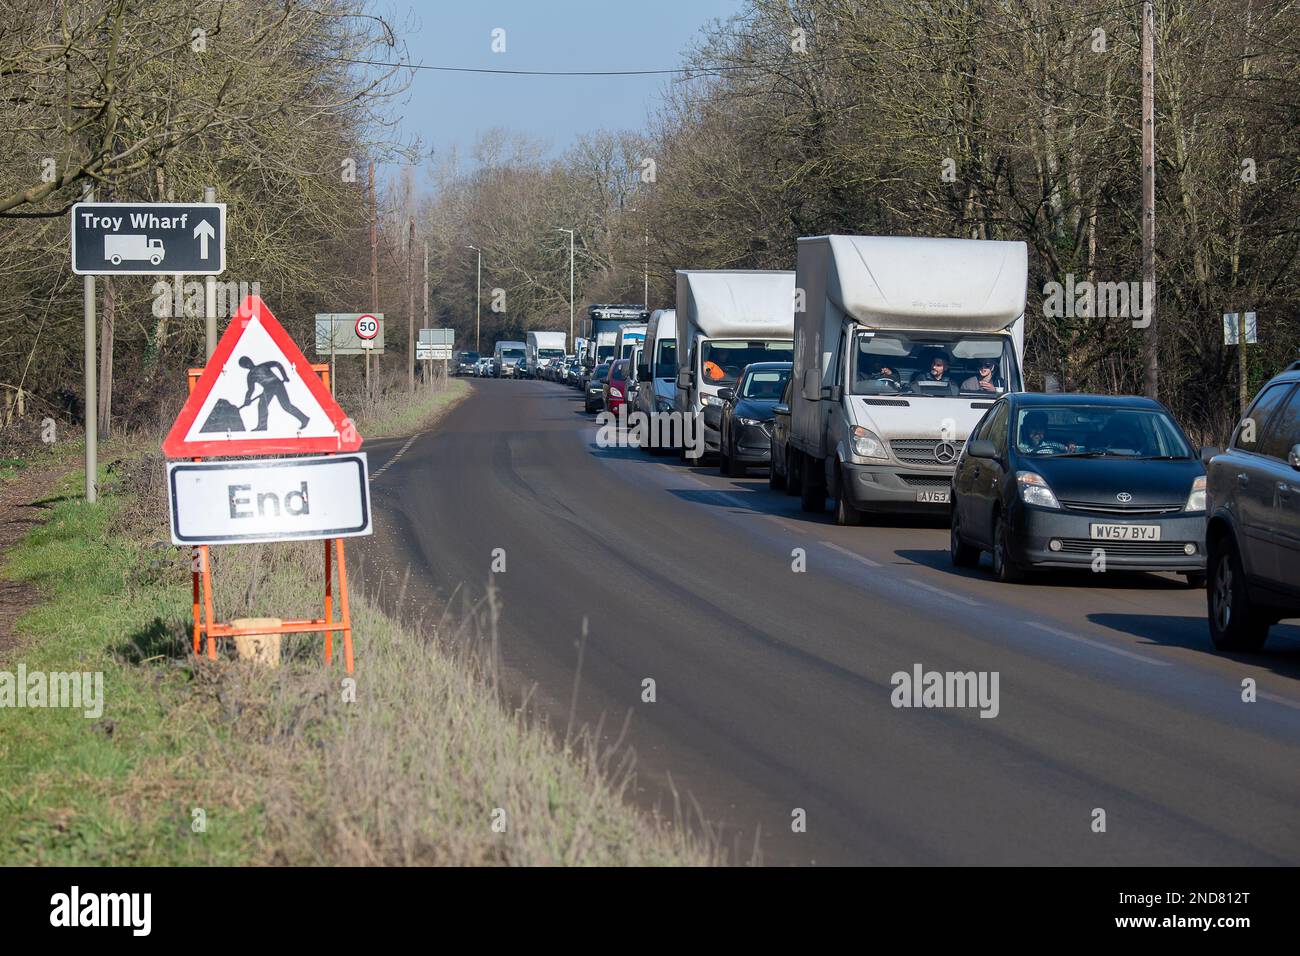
[237, 356, 310, 431]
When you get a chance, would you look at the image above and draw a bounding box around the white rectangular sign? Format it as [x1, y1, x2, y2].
[416, 345, 452, 360]
[167, 454, 371, 545]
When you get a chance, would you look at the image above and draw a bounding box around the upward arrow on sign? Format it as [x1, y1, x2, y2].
[194, 219, 215, 259]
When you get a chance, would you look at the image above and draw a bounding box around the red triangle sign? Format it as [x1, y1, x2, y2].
[163, 295, 362, 458]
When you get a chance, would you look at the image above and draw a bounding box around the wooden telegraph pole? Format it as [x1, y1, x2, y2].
[407, 217, 415, 393]
[368, 161, 378, 400]
[1141, 0, 1158, 400]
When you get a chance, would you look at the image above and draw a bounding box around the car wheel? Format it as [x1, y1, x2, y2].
[833, 466, 862, 526]
[799, 454, 826, 513]
[784, 448, 801, 497]
[950, 504, 980, 568]
[991, 513, 1024, 583]
[1207, 537, 1270, 651]
[725, 441, 746, 477]
[718, 437, 731, 475]
[769, 442, 786, 490]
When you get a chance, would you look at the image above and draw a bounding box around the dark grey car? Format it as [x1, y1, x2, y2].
[1205, 361, 1300, 651]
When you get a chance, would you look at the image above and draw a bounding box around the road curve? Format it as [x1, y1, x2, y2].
[358, 378, 1300, 865]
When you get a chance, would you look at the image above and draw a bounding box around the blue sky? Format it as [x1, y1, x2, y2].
[378, 0, 741, 185]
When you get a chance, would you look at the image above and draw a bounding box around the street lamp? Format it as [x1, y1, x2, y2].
[467, 244, 482, 353]
[557, 228, 574, 353]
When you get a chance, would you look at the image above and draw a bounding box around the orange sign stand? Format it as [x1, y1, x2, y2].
[186, 363, 355, 673]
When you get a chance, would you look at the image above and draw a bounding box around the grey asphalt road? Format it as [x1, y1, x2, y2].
[358, 378, 1300, 865]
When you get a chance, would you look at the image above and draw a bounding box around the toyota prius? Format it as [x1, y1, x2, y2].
[949, 394, 1207, 584]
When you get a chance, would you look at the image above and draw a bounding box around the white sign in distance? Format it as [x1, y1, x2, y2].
[416, 346, 453, 360]
[167, 454, 371, 545]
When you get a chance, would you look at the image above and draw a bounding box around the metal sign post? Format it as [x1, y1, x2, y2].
[82, 186, 96, 503]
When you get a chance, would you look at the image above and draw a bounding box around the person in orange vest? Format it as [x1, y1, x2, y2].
[703, 358, 725, 382]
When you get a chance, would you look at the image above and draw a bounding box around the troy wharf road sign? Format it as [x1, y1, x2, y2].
[71, 202, 226, 275]
[167, 454, 372, 545]
[164, 295, 362, 457]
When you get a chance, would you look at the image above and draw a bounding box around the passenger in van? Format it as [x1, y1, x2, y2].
[703, 358, 726, 382]
[960, 359, 1003, 394]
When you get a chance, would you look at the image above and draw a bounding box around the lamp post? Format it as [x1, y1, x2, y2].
[558, 228, 574, 352]
[467, 244, 482, 353]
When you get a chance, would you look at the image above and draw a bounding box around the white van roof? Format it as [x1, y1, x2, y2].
[799, 235, 1027, 331]
[675, 270, 795, 339]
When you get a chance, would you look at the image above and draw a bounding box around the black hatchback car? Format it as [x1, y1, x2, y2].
[717, 362, 792, 477]
[950, 394, 1207, 583]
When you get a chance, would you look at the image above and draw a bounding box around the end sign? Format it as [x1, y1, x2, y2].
[72, 202, 226, 275]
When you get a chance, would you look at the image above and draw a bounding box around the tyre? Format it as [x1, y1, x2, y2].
[800, 454, 826, 513]
[833, 466, 862, 526]
[1207, 537, 1271, 651]
[784, 448, 801, 497]
[950, 504, 980, 567]
[991, 513, 1024, 583]
[768, 442, 786, 490]
[725, 442, 746, 477]
[718, 439, 730, 475]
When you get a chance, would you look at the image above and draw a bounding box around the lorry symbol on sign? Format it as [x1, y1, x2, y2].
[105, 234, 165, 266]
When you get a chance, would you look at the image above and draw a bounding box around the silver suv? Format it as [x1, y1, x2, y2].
[1205, 361, 1300, 650]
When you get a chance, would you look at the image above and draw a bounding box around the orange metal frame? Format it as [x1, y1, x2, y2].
[185, 363, 354, 673]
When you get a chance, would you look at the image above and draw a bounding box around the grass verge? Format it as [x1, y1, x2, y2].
[0, 377, 710, 866]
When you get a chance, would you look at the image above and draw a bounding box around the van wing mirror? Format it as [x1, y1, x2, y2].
[967, 438, 998, 460]
[637, 364, 650, 380]
[820, 384, 842, 403]
[1200, 445, 1221, 464]
[675, 369, 693, 390]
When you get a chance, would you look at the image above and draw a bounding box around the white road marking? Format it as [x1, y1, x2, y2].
[1025, 620, 1169, 666]
[1259, 692, 1300, 711]
[370, 432, 422, 481]
[908, 577, 982, 607]
[820, 540, 882, 568]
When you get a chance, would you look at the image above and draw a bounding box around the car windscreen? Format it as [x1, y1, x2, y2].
[655, 339, 677, 377]
[611, 362, 627, 382]
[741, 368, 791, 400]
[851, 331, 1017, 397]
[539, 349, 565, 358]
[597, 345, 615, 360]
[701, 340, 793, 387]
[502, 348, 524, 360]
[1013, 406, 1192, 458]
[593, 365, 609, 382]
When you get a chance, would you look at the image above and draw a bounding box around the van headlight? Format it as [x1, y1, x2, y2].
[1184, 475, 1206, 512]
[700, 394, 722, 407]
[656, 399, 673, 412]
[1016, 471, 1060, 509]
[850, 426, 887, 461]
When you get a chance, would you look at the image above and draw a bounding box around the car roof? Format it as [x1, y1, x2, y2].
[1011, 392, 1168, 410]
[744, 361, 793, 372]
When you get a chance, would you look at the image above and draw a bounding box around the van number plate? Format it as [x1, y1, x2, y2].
[1090, 524, 1160, 541]
[916, 490, 950, 504]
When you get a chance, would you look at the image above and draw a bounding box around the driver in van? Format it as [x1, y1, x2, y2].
[909, 351, 956, 391]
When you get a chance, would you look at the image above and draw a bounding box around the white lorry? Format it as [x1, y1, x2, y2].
[525, 330, 568, 379]
[105, 234, 165, 266]
[788, 235, 1027, 524]
[674, 270, 795, 458]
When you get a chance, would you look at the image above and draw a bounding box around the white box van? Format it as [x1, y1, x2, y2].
[674, 270, 795, 458]
[634, 309, 677, 422]
[789, 235, 1027, 523]
[492, 340, 526, 378]
[525, 330, 567, 378]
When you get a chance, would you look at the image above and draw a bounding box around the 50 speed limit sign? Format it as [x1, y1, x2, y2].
[355, 314, 379, 340]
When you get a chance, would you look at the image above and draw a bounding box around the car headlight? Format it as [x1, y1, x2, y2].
[850, 425, 887, 460]
[700, 394, 722, 407]
[738, 417, 767, 427]
[1184, 475, 1206, 512]
[1016, 471, 1060, 509]
[610, 387, 623, 399]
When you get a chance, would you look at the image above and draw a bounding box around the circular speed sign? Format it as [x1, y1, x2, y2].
[355, 314, 379, 340]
